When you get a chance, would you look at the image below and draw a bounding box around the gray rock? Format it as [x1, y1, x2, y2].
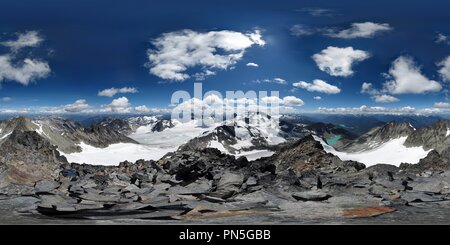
[401, 192, 444, 203]
[124, 184, 140, 192]
[212, 172, 244, 198]
[38, 194, 78, 209]
[292, 190, 332, 202]
[0, 196, 40, 211]
[116, 174, 131, 182]
[0, 184, 35, 196]
[79, 193, 120, 203]
[246, 177, 258, 186]
[68, 185, 85, 194]
[185, 179, 212, 193]
[410, 177, 450, 194]
[218, 172, 244, 187]
[35, 180, 59, 193]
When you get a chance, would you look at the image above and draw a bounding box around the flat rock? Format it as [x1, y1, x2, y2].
[218, 172, 244, 187]
[79, 193, 120, 203]
[184, 179, 212, 193]
[0, 196, 40, 211]
[35, 180, 60, 193]
[246, 177, 258, 186]
[292, 190, 332, 202]
[410, 177, 450, 194]
[401, 192, 444, 203]
[0, 184, 35, 196]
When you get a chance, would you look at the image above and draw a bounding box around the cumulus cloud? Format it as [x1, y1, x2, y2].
[146, 29, 265, 81]
[104, 96, 131, 113]
[293, 79, 341, 94]
[282, 96, 304, 106]
[318, 105, 439, 115]
[383, 56, 442, 94]
[98, 87, 138, 97]
[1, 31, 43, 51]
[63, 99, 90, 112]
[438, 55, 450, 82]
[246, 62, 259, 67]
[325, 22, 392, 39]
[361, 82, 379, 95]
[0, 55, 51, 85]
[1, 97, 12, 102]
[312, 46, 370, 77]
[372, 94, 399, 103]
[0, 31, 50, 85]
[313, 96, 322, 100]
[260, 96, 284, 104]
[290, 24, 314, 36]
[135, 105, 151, 113]
[434, 102, 450, 108]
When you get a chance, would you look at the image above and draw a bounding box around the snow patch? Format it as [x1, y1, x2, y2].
[313, 135, 431, 167]
[129, 119, 217, 148]
[0, 132, 12, 140]
[207, 139, 274, 161]
[446, 128, 450, 137]
[61, 142, 175, 166]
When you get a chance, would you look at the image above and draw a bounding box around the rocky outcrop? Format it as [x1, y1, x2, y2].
[404, 120, 450, 153]
[0, 117, 138, 154]
[400, 148, 450, 174]
[0, 130, 66, 187]
[178, 123, 270, 154]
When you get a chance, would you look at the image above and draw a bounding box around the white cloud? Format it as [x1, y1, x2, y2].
[246, 62, 259, 67]
[1, 97, 12, 102]
[135, 105, 151, 113]
[0, 55, 51, 85]
[435, 33, 450, 44]
[383, 56, 442, 94]
[318, 105, 440, 115]
[146, 29, 265, 81]
[372, 94, 399, 103]
[312, 46, 370, 77]
[313, 96, 322, 100]
[273, 78, 287, 84]
[325, 22, 392, 39]
[290, 24, 314, 36]
[1, 31, 43, 51]
[361, 82, 379, 95]
[283, 96, 304, 106]
[261, 96, 284, 104]
[64, 99, 90, 112]
[98, 87, 138, 97]
[438, 55, 450, 82]
[104, 96, 132, 113]
[254, 78, 287, 85]
[293, 79, 341, 94]
[434, 102, 450, 108]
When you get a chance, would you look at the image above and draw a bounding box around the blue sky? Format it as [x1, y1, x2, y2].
[0, 0, 450, 114]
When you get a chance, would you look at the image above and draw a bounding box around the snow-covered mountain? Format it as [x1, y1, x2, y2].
[336, 121, 415, 152]
[0, 116, 138, 157]
[313, 121, 450, 167]
[176, 113, 285, 160]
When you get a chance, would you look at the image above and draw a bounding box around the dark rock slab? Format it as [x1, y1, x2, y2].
[292, 191, 332, 202]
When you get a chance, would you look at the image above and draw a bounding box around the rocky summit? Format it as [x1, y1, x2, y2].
[1, 116, 450, 224]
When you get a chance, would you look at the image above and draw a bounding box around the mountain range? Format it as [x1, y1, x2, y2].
[1, 114, 450, 223]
